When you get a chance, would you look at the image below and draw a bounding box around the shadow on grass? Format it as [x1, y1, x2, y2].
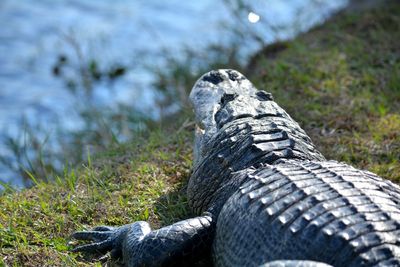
[154, 176, 213, 267]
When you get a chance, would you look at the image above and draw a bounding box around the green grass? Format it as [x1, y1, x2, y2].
[247, 2, 400, 181]
[0, 128, 194, 266]
[1, 2, 399, 266]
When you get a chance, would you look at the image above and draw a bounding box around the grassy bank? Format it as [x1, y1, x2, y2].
[1, 2, 399, 266]
[0, 127, 194, 266]
[247, 1, 399, 181]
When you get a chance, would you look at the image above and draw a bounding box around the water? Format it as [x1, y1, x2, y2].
[0, 0, 348, 186]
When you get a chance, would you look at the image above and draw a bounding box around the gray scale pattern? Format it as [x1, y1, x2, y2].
[71, 69, 400, 267]
[214, 160, 400, 267]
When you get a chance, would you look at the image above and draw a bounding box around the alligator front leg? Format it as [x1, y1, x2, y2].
[71, 213, 214, 266]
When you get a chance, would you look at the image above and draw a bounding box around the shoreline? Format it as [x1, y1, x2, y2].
[1, 1, 399, 265]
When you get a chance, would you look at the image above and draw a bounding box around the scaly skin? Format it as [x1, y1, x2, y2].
[72, 70, 400, 267]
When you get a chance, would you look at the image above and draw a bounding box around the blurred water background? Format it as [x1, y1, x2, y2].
[0, 0, 348, 187]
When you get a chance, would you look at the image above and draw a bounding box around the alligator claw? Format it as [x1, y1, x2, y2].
[71, 224, 132, 257]
[72, 230, 112, 242]
[92, 225, 116, 231]
[71, 239, 112, 253]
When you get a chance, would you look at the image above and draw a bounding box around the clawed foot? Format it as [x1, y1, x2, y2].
[71, 224, 131, 259]
[71, 221, 151, 263]
[71, 217, 213, 266]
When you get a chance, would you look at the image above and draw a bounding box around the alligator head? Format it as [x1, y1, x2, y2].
[189, 69, 274, 167]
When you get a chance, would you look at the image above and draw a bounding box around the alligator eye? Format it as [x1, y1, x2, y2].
[256, 91, 273, 101]
[220, 93, 237, 106]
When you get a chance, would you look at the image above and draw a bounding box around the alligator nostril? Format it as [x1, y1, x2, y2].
[256, 91, 273, 101]
[227, 70, 239, 81]
[220, 93, 237, 106]
[202, 71, 224, 85]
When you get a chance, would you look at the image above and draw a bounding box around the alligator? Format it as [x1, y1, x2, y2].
[72, 69, 400, 266]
